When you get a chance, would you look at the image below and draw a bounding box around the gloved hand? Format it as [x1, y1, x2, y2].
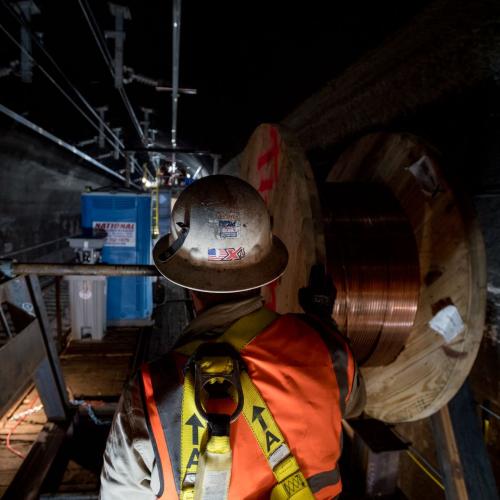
[298, 264, 336, 319]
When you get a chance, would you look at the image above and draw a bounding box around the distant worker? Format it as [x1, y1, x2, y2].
[100, 175, 365, 500]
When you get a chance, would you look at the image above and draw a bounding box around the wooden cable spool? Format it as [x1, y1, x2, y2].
[239, 123, 325, 313]
[328, 132, 486, 422]
[239, 125, 486, 423]
[322, 182, 420, 366]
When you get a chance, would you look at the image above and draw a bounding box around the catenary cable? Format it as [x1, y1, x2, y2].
[0, 2, 152, 179]
[77, 0, 146, 144]
[0, 18, 139, 173]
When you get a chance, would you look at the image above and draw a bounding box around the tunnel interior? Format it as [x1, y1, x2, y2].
[0, 1, 499, 499]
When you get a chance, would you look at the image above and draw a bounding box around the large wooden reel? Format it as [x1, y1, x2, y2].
[239, 125, 486, 423]
[240, 123, 325, 312]
[329, 132, 486, 422]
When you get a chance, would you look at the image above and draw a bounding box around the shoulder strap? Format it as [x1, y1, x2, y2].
[240, 371, 315, 499]
[180, 370, 207, 500]
[175, 306, 279, 356]
[179, 338, 315, 500]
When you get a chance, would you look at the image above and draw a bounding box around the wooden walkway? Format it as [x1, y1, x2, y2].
[1, 278, 191, 496]
[0, 327, 139, 497]
[0, 387, 46, 496]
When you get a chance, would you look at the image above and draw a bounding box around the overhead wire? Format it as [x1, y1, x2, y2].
[1, 1, 120, 146]
[77, 0, 153, 179]
[0, 21, 115, 154]
[0, 21, 136, 178]
[78, 0, 114, 68]
[0, 1, 152, 180]
[77, 0, 147, 147]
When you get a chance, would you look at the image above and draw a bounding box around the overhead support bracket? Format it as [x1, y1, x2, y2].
[95, 105, 109, 149]
[140, 107, 153, 143]
[106, 3, 131, 89]
[112, 126, 122, 159]
[156, 85, 197, 95]
[14, 0, 40, 83]
[0, 60, 20, 79]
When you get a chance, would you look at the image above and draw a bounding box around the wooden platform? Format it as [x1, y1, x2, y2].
[0, 387, 47, 496]
[61, 328, 140, 399]
[0, 327, 140, 496]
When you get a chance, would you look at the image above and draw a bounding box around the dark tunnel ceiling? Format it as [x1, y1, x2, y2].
[0, 0, 433, 162]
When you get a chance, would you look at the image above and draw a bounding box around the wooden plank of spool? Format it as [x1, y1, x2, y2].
[239, 123, 326, 313]
[328, 132, 487, 422]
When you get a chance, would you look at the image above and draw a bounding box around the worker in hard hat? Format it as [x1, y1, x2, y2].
[100, 175, 365, 500]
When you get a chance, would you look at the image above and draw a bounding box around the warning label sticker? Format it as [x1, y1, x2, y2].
[93, 221, 136, 247]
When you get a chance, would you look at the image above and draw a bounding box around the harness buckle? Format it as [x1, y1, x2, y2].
[186, 342, 245, 423]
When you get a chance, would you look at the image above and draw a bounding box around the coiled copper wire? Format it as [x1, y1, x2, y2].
[321, 183, 420, 366]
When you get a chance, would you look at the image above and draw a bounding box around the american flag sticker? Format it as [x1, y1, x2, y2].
[208, 247, 246, 261]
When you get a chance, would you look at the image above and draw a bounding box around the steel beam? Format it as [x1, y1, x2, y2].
[0, 320, 45, 418]
[9, 262, 160, 277]
[27, 275, 69, 421]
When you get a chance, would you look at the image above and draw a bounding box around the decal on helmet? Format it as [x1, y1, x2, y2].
[208, 210, 241, 239]
[218, 219, 240, 239]
[208, 247, 246, 261]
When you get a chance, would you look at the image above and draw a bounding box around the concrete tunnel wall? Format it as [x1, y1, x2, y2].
[0, 122, 122, 262]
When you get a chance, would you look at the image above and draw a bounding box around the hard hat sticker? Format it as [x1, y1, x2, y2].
[208, 247, 246, 261]
[218, 219, 240, 239]
[208, 210, 241, 239]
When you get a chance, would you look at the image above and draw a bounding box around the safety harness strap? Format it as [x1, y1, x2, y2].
[194, 433, 232, 500]
[180, 371, 207, 500]
[175, 306, 279, 356]
[240, 372, 315, 500]
[179, 355, 315, 499]
[144, 309, 347, 499]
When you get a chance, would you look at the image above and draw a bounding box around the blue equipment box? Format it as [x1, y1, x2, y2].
[81, 192, 153, 324]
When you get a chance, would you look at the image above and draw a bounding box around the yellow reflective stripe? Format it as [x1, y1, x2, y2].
[240, 372, 315, 499]
[180, 372, 207, 500]
[175, 307, 279, 356]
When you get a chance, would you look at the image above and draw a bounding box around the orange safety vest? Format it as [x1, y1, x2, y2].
[140, 309, 356, 500]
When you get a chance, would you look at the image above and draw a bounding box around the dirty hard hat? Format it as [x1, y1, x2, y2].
[153, 175, 288, 292]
